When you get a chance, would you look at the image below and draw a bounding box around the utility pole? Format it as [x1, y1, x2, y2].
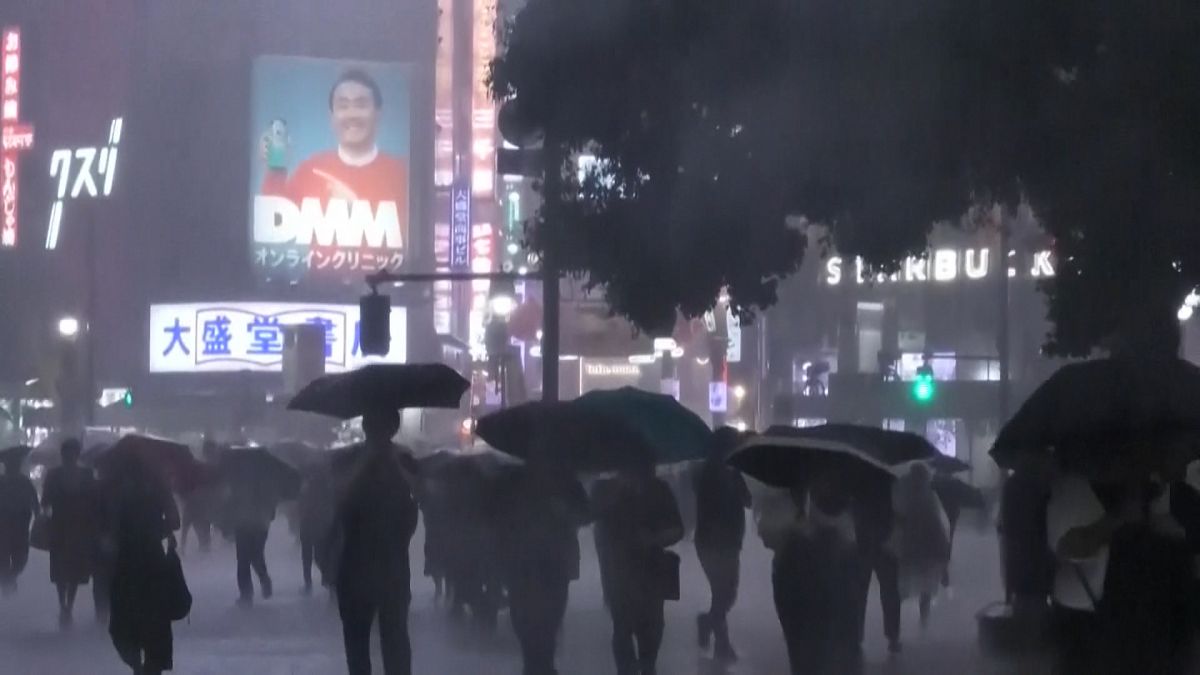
[539, 138, 563, 402]
[997, 212, 1011, 424]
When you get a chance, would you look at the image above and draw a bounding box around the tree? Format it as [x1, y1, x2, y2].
[965, 0, 1200, 355]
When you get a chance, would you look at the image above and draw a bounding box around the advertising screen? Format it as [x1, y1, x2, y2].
[149, 302, 407, 373]
[250, 56, 412, 284]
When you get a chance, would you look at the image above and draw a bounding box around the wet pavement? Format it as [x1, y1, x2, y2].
[0, 520, 1046, 674]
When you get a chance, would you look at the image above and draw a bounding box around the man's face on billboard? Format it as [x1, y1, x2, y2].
[331, 80, 379, 151]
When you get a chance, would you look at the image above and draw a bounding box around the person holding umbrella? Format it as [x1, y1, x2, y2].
[331, 407, 420, 675]
[41, 438, 98, 628]
[103, 450, 182, 675]
[692, 427, 751, 662]
[593, 455, 685, 675]
[499, 444, 590, 675]
[0, 446, 37, 593]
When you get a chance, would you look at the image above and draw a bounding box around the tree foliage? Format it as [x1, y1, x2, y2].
[966, 0, 1200, 355]
[493, 0, 1200, 348]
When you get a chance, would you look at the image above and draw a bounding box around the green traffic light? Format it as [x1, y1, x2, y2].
[912, 375, 935, 403]
[122, 390, 133, 408]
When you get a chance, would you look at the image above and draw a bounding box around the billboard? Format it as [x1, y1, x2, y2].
[250, 56, 412, 283]
[149, 302, 407, 373]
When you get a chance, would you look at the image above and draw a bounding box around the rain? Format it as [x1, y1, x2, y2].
[1, 2, 1199, 675]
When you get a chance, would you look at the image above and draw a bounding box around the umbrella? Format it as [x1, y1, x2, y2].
[0, 445, 32, 466]
[991, 357, 1200, 472]
[93, 434, 204, 493]
[220, 447, 302, 500]
[271, 441, 321, 468]
[288, 363, 469, 419]
[932, 475, 987, 513]
[727, 425, 897, 489]
[476, 387, 711, 471]
[783, 423, 969, 473]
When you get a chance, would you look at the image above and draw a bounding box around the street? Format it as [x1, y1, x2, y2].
[0, 520, 1047, 675]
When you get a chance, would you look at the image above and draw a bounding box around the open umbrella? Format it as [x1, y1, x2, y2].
[476, 387, 711, 471]
[0, 445, 32, 466]
[220, 447, 302, 501]
[785, 423, 969, 473]
[727, 425, 897, 489]
[932, 475, 987, 513]
[288, 363, 470, 419]
[93, 434, 204, 493]
[271, 441, 321, 469]
[991, 357, 1200, 472]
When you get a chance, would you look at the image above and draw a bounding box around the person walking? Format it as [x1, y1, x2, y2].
[0, 452, 37, 593]
[593, 459, 684, 675]
[850, 482, 902, 655]
[501, 450, 590, 675]
[41, 438, 97, 627]
[226, 467, 278, 606]
[105, 453, 181, 675]
[332, 407, 419, 675]
[297, 463, 333, 594]
[179, 441, 219, 555]
[693, 427, 751, 662]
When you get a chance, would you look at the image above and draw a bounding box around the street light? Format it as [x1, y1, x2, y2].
[57, 316, 80, 339]
[488, 277, 517, 318]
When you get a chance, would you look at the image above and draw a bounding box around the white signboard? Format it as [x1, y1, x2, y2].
[149, 302, 406, 373]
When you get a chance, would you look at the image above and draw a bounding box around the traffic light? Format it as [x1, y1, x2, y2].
[911, 365, 935, 404]
[121, 389, 133, 408]
[359, 291, 391, 356]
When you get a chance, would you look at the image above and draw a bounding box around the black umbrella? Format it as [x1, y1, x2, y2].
[991, 357, 1200, 472]
[0, 445, 31, 466]
[728, 426, 897, 489]
[782, 423, 969, 472]
[288, 363, 470, 419]
[932, 475, 987, 513]
[475, 401, 645, 471]
[221, 447, 302, 500]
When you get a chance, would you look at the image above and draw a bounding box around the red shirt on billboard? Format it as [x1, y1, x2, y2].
[259, 70, 408, 263]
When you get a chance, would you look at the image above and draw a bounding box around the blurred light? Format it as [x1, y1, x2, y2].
[653, 338, 677, 352]
[536, 330, 544, 341]
[460, 418, 475, 434]
[671, 346, 685, 359]
[517, 266, 529, 276]
[23, 378, 38, 387]
[696, 356, 710, 365]
[733, 384, 747, 400]
[490, 296, 516, 317]
[731, 420, 749, 432]
[506, 243, 520, 255]
[1179, 305, 1194, 322]
[57, 317, 80, 338]
[629, 354, 657, 365]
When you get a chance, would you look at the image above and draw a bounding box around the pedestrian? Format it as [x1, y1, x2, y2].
[41, 438, 97, 627]
[693, 427, 751, 662]
[297, 463, 333, 594]
[500, 449, 590, 675]
[105, 452, 181, 675]
[0, 452, 37, 593]
[179, 441, 219, 555]
[767, 472, 862, 675]
[593, 457, 684, 675]
[226, 463, 278, 606]
[850, 479, 901, 655]
[890, 463, 951, 638]
[332, 407, 419, 675]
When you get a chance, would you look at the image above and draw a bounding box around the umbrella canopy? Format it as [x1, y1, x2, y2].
[220, 447, 302, 501]
[932, 475, 987, 513]
[991, 357, 1200, 472]
[476, 387, 711, 471]
[271, 441, 321, 469]
[727, 425, 897, 489]
[787, 424, 942, 464]
[92, 434, 204, 493]
[0, 445, 32, 466]
[288, 363, 470, 419]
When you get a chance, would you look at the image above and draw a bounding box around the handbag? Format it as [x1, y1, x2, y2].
[28, 513, 50, 552]
[162, 547, 192, 621]
[651, 549, 681, 601]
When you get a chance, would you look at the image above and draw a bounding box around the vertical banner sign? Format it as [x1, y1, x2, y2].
[434, 0, 454, 189]
[471, 0, 496, 197]
[1, 27, 33, 249]
[450, 182, 470, 271]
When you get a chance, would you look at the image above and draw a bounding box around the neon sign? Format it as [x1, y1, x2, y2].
[45, 117, 124, 250]
[823, 248, 1056, 286]
[1, 27, 33, 249]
